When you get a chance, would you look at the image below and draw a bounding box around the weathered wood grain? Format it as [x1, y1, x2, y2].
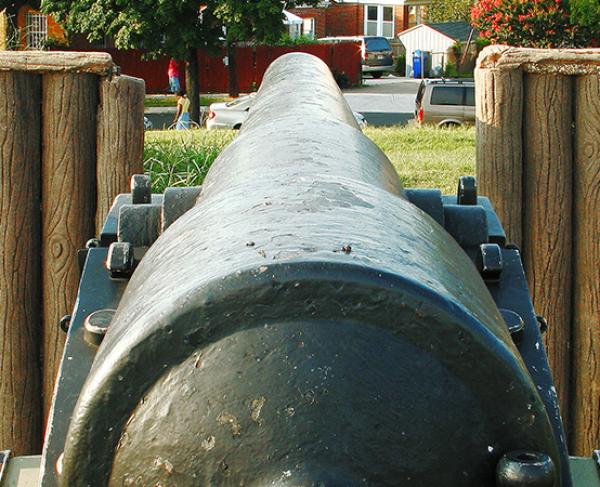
[477, 46, 600, 75]
[522, 73, 573, 424]
[570, 74, 600, 455]
[475, 67, 524, 247]
[41, 73, 98, 419]
[0, 72, 42, 455]
[0, 51, 115, 75]
[96, 75, 145, 230]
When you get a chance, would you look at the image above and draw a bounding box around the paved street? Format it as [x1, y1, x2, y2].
[145, 76, 421, 129]
[344, 76, 420, 126]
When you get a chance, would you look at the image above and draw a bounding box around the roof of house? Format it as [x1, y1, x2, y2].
[398, 21, 477, 42]
[427, 22, 477, 42]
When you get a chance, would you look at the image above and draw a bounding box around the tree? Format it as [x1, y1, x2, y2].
[41, 0, 316, 122]
[428, 0, 474, 23]
[570, 0, 600, 45]
[471, 0, 598, 47]
[470, 0, 577, 48]
[212, 1, 318, 98]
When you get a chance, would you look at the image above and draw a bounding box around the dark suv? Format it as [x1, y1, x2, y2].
[319, 36, 394, 78]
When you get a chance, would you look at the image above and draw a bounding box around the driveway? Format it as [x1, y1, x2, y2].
[343, 76, 420, 126]
[145, 76, 421, 129]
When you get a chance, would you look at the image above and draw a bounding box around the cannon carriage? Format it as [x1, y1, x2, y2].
[3, 53, 593, 486]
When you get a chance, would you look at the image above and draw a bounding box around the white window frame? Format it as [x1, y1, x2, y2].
[364, 5, 395, 38]
[26, 12, 48, 50]
[302, 17, 316, 39]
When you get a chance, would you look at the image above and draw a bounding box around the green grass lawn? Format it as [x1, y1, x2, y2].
[364, 125, 476, 194]
[144, 95, 231, 108]
[144, 125, 475, 194]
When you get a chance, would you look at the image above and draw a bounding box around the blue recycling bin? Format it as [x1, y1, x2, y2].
[413, 50, 431, 78]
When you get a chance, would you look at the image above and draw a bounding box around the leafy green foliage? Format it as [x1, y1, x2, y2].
[471, 0, 575, 47]
[268, 34, 319, 46]
[428, 0, 475, 23]
[569, 0, 600, 44]
[471, 0, 598, 47]
[41, 1, 319, 57]
[395, 54, 406, 76]
[41, 0, 221, 60]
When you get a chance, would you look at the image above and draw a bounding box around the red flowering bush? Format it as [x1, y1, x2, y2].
[471, 0, 577, 47]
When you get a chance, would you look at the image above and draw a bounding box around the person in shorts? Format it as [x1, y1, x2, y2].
[173, 89, 191, 130]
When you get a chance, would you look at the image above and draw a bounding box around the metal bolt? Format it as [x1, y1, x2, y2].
[106, 242, 133, 278]
[500, 309, 525, 344]
[85, 238, 100, 249]
[477, 243, 503, 281]
[55, 452, 64, 477]
[0, 450, 11, 479]
[84, 309, 116, 346]
[496, 450, 556, 487]
[59, 315, 72, 334]
[457, 175, 477, 205]
[536, 315, 548, 334]
[131, 174, 152, 204]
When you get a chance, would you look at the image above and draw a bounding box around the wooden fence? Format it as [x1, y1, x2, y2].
[70, 43, 363, 94]
[0, 51, 144, 455]
[476, 46, 600, 455]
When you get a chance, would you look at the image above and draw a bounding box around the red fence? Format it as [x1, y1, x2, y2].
[90, 44, 361, 93]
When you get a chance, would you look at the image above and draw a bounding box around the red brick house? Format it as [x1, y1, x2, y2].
[288, 0, 429, 39]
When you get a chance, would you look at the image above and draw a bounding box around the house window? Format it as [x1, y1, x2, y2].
[26, 12, 48, 50]
[365, 6, 394, 38]
[303, 17, 315, 39]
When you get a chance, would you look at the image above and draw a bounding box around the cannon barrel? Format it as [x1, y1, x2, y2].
[57, 53, 565, 486]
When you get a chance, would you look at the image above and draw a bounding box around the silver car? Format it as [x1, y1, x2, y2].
[415, 79, 475, 127]
[206, 94, 257, 130]
[207, 93, 367, 130]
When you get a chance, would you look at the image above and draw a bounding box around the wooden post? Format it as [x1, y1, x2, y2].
[41, 73, 98, 419]
[571, 74, 600, 455]
[476, 46, 600, 453]
[522, 73, 573, 423]
[0, 72, 42, 455]
[475, 67, 523, 247]
[96, 75, 145, 230]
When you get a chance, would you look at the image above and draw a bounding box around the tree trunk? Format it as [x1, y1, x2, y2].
[0, 71, 42, 456]
[185, 47, 200, 124]
[228, 41, 239, 98]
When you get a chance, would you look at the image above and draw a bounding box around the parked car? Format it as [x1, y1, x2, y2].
[206, 93, 257, 130]
[415, 79, 475, 127]
[318, 36, 394, 78]
[207, 94, 368, 130]
[144, 116, 153, 131]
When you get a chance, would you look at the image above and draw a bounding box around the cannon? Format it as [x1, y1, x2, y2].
[2, 53, 598, 486]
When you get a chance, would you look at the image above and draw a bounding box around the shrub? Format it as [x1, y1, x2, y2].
[471, 0, 576, 48]
[444, 62, 459, 78]
[395, 54, 406, 76]
[269, 34, 319, 46]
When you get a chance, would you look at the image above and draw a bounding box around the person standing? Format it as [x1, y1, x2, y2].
[168, 59, 180, 94]
[173, 89, 191, 130]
